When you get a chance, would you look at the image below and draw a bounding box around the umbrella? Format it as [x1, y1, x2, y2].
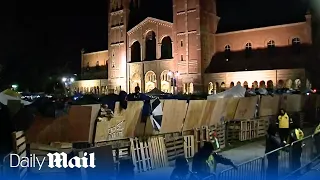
[149, 98, 163, 131]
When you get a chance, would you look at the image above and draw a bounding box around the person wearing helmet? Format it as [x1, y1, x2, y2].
[192, 142, 237, 179]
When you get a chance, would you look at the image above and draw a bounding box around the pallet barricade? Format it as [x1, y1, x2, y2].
[11, 131, 28, 180]
[130, 136, 168, 173]
[164, 133, 184, 166]
[227, 118, 269, 142]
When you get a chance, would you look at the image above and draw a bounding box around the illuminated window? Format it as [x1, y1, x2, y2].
[245, 42, 252, 58]
[267, 40, 275, 48]
[225, 45, 231, 52]
[292, 38, 300, 45]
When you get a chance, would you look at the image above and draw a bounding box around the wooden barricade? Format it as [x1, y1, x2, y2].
[193, 127, 208, 152]
[130, 136, 168, 173]
[183, 135, 195, 159]
[227, 118, 269, 142]
[164, 133, 184, 166]
[12, 131, 28, 180]
[207, 123, 226, 149]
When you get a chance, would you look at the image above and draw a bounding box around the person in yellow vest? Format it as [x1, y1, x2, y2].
[277, 108, 292, 143]
[192, 142, 237, 179]
[288, 123, 304, 172]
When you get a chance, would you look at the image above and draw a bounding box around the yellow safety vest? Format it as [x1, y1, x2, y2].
[294, 128, 304, 140]
[278, 113, 290, 129]
[206, 155, 216, 173]
[314, 124, 320, 135]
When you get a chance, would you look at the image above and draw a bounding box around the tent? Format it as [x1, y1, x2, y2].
[0, 90, 32, 106]
[207, 84, 246, 100]
[146, 88, 166, 95]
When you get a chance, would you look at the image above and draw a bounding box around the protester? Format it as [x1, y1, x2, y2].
[192, 142, 237, 179]
[265, 124, 285, 180]
[288, 123, 304, 173]
[170, 156, 190, 180]
[277, 108, 291, 143]
[312, 123, 320, 158]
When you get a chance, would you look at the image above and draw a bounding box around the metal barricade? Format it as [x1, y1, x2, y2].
[217, 135, 320, 180]
[219, 156, 265, 180]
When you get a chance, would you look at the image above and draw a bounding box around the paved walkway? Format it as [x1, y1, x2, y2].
[135, 140, 266, 180]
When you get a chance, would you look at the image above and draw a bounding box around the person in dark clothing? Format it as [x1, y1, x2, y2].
[170, 156, 190, 180]
[116, 159, 135, 180]
[313, 123, 320, 158]
[265, 124, 285, 180]
[288, 123, 304, 173]
[192, 142, 236, 179]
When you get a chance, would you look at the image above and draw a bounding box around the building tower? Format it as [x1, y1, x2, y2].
[108, 0, 131, 93]
[172, 0, 219, 93]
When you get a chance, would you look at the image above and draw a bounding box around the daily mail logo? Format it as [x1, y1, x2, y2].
[10, 152, 96, 170]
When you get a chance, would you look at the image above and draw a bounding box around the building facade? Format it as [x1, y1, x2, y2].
[73, 0, 313, 95]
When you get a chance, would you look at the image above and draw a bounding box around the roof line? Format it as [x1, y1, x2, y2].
[216, 22, 306, 36]
[127, 17, 173, 35]
[84, 50, 108, 55]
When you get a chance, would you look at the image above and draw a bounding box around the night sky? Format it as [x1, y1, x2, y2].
[0, 0, 309, 91]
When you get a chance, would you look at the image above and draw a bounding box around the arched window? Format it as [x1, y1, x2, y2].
[267, 80, 274, 89]
[225, 45, 231, 60]
[259, 81, 266, 88]
[292, 38, 300, 45]
[225, 45, 231, 52]
[245, 42, 252, 58]
[292, 37, 301, 53]
[230, 82, 234, 88]
[161, 36, 172, 59]
[267, 40, 275, 48]
[237, 81, 241, 86]
[245, 43, 252, 50]
[145, 31, 156, 60]
[131, 41, 141, 62]
[243, 81, 248, 89]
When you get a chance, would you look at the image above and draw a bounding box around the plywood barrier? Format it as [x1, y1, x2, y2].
[114, 102, 126, 116]
[130, 137, 168, 173]
[160, 100, 188, 134]
[259, 95, 280, 116]
[199, 100, 217, 126]
[183, 100, 207, 131]
[280, 94, 305, 112]
[234, 96, 258, 120]
[207, 98, 229, 126]
[94, 120, 109, 143]
[106, 116, 126, 141]
[123, 101, 144, 137]
[208, 123, 226, 149]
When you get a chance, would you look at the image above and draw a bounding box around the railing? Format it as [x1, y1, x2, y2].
[217, 134, 320, 180]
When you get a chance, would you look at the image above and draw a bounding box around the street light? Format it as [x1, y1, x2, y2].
[169, 71, 179, 94]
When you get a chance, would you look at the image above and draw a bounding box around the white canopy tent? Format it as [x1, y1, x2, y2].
[0, 92, 32, 106]
[207, 84, 246, 100]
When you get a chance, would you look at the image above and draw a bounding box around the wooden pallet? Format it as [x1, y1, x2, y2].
[11, 131, 28, 180]
[164, 133, 184, 165]
[183, 135, 195, 159]
[257, 118, 269, 137]
[193, 127, 207, 152]
[227, 120, 257, 142]
[130, 136, 168, 173]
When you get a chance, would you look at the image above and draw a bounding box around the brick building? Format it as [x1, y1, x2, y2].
[73, 0, 313, 95]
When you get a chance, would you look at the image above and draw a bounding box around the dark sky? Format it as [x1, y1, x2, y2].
[0, 0, 309, 91]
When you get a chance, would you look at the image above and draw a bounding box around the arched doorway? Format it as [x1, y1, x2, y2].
[161, 36, 172, 59]
[230, 82, 234, 88]
[285, 79, 293, 89]
[277, 80, 284, 88]
[131, 41, 141, 62]
[131, 73, 141, 93]
[145, 31, 156, 60]
[145, 71, 156, 92]
[160, 70, 171, 93]
[189, 83, 194, 94]
[208, 82, 214, 94]
[294, 79, 301, 90]
[267, 80, 274, 89]
[259, 81, 266, 88]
